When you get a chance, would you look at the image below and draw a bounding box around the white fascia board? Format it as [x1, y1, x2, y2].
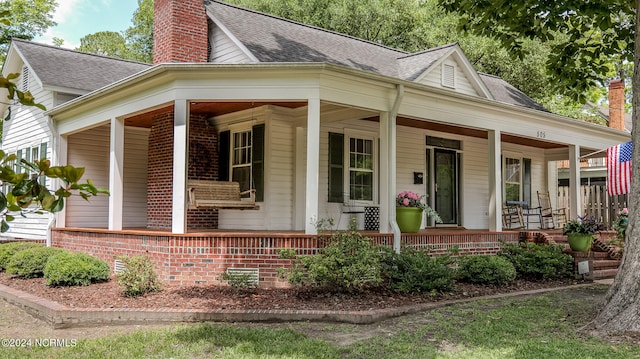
[207, 10, 260, 63]
[8, 45, 44, 89]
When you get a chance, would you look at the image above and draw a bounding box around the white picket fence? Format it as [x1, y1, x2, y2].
[557, 185, 627, 227]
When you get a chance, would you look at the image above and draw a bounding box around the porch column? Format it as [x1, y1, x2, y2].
[108, 117, 124, 230]
[295, 126, 306, 230]
[568, 144, 581, 219]
[305, 97, 321, 234]
[488, 130, 502, 231]
[379, 112, 390, 233]
[172, 99, 189, 234]
[56, 135, 68, 228]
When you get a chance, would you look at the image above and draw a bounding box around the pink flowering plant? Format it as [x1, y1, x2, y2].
[396, 191, 442, 223]
[612, 208, 629, 241]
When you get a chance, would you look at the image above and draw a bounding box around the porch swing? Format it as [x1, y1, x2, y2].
[187, 103, 260, 210]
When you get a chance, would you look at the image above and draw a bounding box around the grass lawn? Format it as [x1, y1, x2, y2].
[1, 285, 638, 358]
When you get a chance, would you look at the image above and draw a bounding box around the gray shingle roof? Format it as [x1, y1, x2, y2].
[207, 1, 546, 112]
[12, 39, 150, 93]
[206, 0, 407, 78]
[479, 73, 548, 112]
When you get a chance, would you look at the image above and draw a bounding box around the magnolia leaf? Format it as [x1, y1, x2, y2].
[12, 180, 34, 196]
[3, 107, 11, 122]
[5, 214, 14, 222]
[0, 220, 9, 233]
[0, 192, 6, 211]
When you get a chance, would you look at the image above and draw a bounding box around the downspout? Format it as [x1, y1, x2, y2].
[390, 84, 404, 253]
[45, 116, 58, 247]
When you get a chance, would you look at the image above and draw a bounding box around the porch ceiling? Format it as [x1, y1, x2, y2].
[123, 101, 308, 128]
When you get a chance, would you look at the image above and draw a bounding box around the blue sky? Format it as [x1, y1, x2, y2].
[35, 0, 139, 49]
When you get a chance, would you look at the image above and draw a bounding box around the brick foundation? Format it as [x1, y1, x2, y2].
[52, 229, 520, 288]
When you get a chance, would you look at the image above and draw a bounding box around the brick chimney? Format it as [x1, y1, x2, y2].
[153, 0, 209, 64]
[608, 79, 625, 130]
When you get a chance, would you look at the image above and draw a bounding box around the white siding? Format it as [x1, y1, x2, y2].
[219, 113, 296, 230]
[418, 59, 480, 97]
[0, 67, 54, 240]
[66, 126, 110, 227]
[66, 125, 150, 228]
[123, 128, 149, 227]
[210, 26, 253, 63]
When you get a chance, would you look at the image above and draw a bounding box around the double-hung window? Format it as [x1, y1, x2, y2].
[328, 132, 376, 203]
[503, 156, 521, 202]
[232, 130, 252, 194]
[349, 137, 374, 201]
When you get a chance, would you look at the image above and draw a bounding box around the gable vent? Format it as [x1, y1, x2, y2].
[21, 66, 29, 92]
[442, 63, 456, 88]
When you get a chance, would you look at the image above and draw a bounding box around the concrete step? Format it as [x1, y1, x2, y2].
[586, 268, 618, 280]
[592, 259, 622, 270]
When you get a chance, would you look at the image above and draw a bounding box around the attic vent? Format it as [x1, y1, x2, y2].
[442, 63, 455, 88]
[21, 66, 29, 92]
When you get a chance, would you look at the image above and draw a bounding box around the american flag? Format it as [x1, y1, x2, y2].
[607, 141, 633, 196]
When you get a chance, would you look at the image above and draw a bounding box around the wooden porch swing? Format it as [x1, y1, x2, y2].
[187, 180, 259, 210]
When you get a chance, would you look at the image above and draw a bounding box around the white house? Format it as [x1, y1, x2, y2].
[0, 1, 630, 266]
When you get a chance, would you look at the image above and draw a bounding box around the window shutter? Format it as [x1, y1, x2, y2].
[252, 124, 264, 202]
[328, 132, 344, 202]
[15, 149, 22, 172]
[218, 131, 230, 181]
[39, 142, 48, 185]
[523, 158, 532, 207]
[442, 64, 455, 88]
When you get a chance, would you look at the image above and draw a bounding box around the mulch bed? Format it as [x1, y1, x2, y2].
[0, 272, 583, 311]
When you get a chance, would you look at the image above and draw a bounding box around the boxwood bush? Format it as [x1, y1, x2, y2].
[456, 255, 517, 285]
[43, 251, 110, 286]
[6, 246, 65, 278]
[498, 242, 574, 280]
[0, 242, 43, 271]
[380, 247, 456, 293]
[116, 255, 162, 297]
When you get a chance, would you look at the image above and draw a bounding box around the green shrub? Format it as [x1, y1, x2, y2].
[43, 251, 110, 286]
[116, 255, 162, 297]
[0, 241, 43, 271]
[5, 246, 65, 278]
[380, 247, 456, 293]
[282, 229, 383, 291]
[498, 242, 574, 280]
[456, 255, 517, 285]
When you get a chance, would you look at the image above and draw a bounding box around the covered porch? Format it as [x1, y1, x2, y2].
[47, 64, 627, 247]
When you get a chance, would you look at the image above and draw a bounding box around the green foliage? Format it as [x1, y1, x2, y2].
[0, 0, 57, 62]
[612, 208, 629, 241]
[283, 229, 383, 291]
[563, 215, 606, 235]
[43, 251, 110, 286]
[498, 242, 574, 280]
[5, 245, 64, 278]
[440, 0, 634, 102]
[76, 31, 129, 58]
[456, 255, 517, 286]
[0, 241, 42, 270]
[380, 247, 456, 293]
[116, 255, 162, 297]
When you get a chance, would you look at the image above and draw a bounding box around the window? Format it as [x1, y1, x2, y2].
[328, 132, 376, 203]
[219, 125, 264, 201]
[349, 138, 373, 201]
[503, 157, 521, 202]
[13, 143, 47, 185]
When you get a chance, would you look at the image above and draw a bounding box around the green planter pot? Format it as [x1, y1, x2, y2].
[567, 233, 594, 252]
[396, 207, 423, 233]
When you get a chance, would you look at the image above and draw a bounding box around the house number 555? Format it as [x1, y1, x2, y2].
[537, 131, 546, 139]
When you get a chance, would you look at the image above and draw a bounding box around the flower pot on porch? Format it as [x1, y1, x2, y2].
[567, 233, 594, 252]
[396, 207, 423, 233]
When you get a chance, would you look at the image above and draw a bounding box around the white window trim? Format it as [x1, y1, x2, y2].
[344, 129, 377, 206]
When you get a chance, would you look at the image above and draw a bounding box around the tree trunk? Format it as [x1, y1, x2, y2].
[587, 0, 640, 336]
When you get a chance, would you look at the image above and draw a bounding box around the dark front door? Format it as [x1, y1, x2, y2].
[434, 149, 458, 225]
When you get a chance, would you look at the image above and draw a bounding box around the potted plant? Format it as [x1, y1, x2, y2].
[396, 191, 442, 233]
[562, 215, 605, 252]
